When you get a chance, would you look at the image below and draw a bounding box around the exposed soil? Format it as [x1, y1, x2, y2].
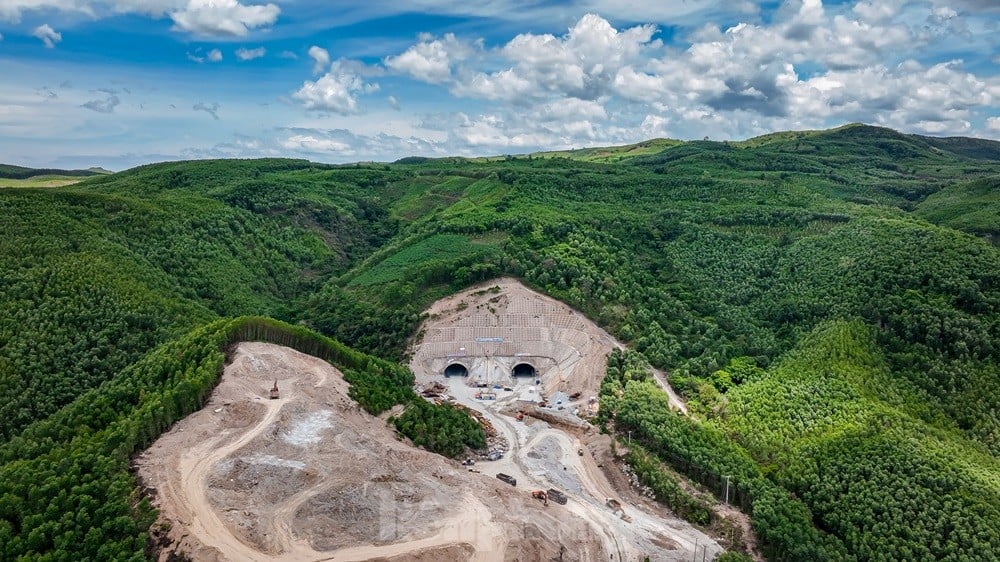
[136, 278, 729, 561]
[136, 343, 601, 561]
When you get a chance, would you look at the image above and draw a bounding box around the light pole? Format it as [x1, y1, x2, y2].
[724, 475, 731, 505]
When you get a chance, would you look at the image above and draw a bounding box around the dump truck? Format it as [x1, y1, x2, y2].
[531, 490, 548, 506]
[547, 488, 568, 505]
[496, 473, 516, 486]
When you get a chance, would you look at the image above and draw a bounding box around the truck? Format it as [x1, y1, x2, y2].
[496, 473, 517, 486]
[547, 488, 568, 505]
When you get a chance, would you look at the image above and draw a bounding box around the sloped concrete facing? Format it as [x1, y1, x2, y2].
[410, 277, 618, 405]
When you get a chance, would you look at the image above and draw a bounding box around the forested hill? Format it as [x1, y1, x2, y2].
[0, 164, 109, 179]
[1, 124, 999, 560]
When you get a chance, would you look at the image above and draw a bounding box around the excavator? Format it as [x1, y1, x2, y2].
[531, 490, 548, 506]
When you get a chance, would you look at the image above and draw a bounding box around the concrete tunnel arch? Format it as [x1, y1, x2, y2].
[511, 362, 537, 378]
[444, 363, 469, 377]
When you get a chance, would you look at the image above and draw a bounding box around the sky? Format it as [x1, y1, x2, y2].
[0, 0, 998, 169]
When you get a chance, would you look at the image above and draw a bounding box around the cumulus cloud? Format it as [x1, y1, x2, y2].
[235, 46, 265, 61]
[453, 13, 659, 102]
[170, 0, 279, 37]
[293, 61, 379, 114]
[193, 101, 220, 119]
[377, 7, 995, 149]
[3, 0, 278, 36]
[986, 116, 1000, 132]
[384, 33, 476, 84]
[32, 24, 62, 48]
[308, 46, 330, 74]
[208, 48, 222, 62]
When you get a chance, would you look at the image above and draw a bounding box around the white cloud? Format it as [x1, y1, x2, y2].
[187, 47, 222, 63]
[308, 46, 329, 74]
[170, 0, 279, 37]
[292, 61, 379, 115]
[453, 13, 659, 103]
[384, 32, 475, 84]
[281, 134, 353, 153]
[986, 116, 1000, 132]
[32, 24, 62, 48]
[235, 46, 265, 61]
[387, 95, 400, 110]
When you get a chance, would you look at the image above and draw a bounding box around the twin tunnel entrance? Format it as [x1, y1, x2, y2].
[443, 362, 537, 378]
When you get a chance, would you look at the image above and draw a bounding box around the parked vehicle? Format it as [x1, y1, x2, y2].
[496, 473, 517, 486]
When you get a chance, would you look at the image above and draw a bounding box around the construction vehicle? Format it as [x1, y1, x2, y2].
[547, 488, 568, 505]
[577, 447, 584, 456]
[496, 473, 517, 486]
[516, 411, 525, 421]
[531, 490, 548, 506]
[606, 498, 632, 522]
[269, 380, 280, 399]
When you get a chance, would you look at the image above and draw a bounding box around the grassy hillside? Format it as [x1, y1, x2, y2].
[917, 176, 1000, 239]
[1, 125, 998, 560]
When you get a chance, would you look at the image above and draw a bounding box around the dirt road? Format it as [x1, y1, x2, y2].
[440, 376, 722, 562]
[137, 343, 597, 562]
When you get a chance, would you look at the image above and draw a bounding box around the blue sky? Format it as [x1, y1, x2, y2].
[0, 0, 997, 169]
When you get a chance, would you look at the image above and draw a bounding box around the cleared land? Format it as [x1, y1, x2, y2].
[0, 175, 85, 187]
[137, 280, 716, 561]
[137, 343, 604, 561]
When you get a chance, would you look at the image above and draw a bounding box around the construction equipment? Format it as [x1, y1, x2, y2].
[577, 447, 584, 456]
[606, 498, 632, 522]
[531, 490, 548, 506]
[496, 473, 517, 486]
[547, 488, 568, 505]
[269, 380, 279, 399]
[516, 411, 525, 421]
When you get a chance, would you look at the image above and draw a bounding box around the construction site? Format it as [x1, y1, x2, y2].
[135, 278, 723, 561]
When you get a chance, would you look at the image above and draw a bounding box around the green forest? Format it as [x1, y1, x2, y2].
[1, 123, 998, 560]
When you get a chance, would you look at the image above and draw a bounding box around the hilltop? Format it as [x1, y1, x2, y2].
[0, 124, 998, 561]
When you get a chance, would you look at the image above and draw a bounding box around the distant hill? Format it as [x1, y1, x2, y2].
[0, 163, 110, 180]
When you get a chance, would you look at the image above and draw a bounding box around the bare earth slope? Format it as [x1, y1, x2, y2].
[137, 279, 715, 561]
[409, 279, 719, 561]
[136, 342, 604, 561]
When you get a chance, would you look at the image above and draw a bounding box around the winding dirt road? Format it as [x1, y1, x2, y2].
[139, 343, 518, 562]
